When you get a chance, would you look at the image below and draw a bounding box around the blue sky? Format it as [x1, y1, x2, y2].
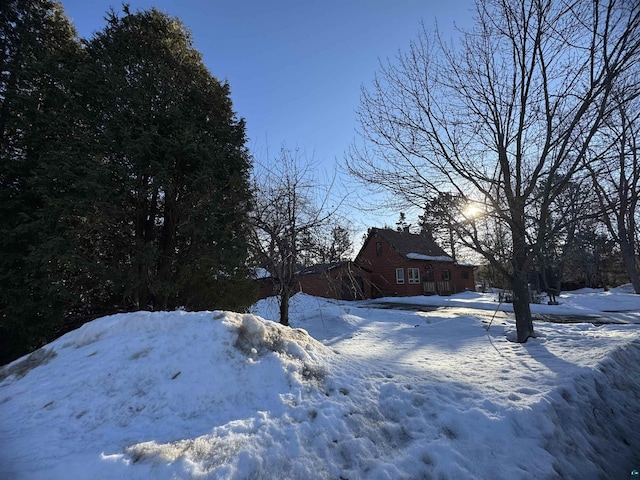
[60, 0, 475, 232]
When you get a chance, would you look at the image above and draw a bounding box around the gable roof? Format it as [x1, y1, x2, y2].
[296, 260, 371, 276]
[296, 261, 348, 276]
[361, 228, 454, 262]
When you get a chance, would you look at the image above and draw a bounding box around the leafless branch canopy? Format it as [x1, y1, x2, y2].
[348, 0, 640, 339]
[249, 147, 342, 324]
[349, 0, 640, 276]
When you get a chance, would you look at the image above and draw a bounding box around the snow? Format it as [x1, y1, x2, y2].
[406, 252, 454, 262]
[249, 267, 271, 279]
[2, 288, 640, 479]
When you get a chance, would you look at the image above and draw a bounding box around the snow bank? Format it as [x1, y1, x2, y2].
[2, 290, 640, 479]
[0, 310, 337, 479]
[541, 340, 640, 478]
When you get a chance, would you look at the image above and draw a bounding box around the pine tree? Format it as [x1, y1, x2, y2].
[82, 7, 253, 312]
[0, 4, 254, 364]
[327, 225, 352, 262]
[0, 0, 84, 363]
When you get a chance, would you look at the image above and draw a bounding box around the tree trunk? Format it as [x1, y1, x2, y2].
[512, 272, 535, 342]
[620, 239, 640, 294]
[135, 189, 149, 310]
[448, 225, 456, 260]
[511, 211, 535, 343]
[279, 287, 290, 326]
[158, 187, 177, 310]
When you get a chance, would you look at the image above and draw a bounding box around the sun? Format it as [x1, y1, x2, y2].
[463, 203, 482, 219]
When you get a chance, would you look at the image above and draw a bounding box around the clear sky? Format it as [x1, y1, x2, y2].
[60, 0, 475, 233]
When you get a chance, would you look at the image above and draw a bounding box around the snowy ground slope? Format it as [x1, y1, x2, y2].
[0, 288, 638, 479]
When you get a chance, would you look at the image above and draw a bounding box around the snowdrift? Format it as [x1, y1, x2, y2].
[0, 311, 340, 479]
[1, 291, 640, 479]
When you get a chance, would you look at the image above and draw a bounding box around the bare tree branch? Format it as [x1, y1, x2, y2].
[347, 0, 640, 342]
[249, 147, 343, 325]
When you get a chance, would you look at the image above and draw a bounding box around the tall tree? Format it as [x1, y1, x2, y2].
[298, 223, 353, 265]
[326, 224, 353, 262]
[349, 0, 640, 342]
[533, 174, 599, 297]
[395, 212, 409, 232]
[0, 0, 84, 362]
[250, 148, 335, 326]
[82, 7, 253, 312]
[419, 193, 465, 260]
[562, 222, 619, 289]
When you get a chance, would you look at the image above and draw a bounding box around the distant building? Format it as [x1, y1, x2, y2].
[355, 228, 475, 297]
[255, 261, 371, 301]
[256, 227, 475, 301]
[295, 261, 371, 300]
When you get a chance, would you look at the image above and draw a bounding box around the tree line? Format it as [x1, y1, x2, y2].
[1, 1, 254, 363]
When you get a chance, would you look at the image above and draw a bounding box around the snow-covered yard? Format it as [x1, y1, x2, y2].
[1, 288, 639, 479]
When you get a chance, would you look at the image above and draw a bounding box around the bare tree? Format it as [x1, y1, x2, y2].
[587, 90, 640, 293]
[250, 148, 336, 326]
[533, 175, 599, 300]
[348, 0, 640, 342]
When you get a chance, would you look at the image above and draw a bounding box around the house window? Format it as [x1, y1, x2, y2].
[408, 267, 420, 284]
[376, 242, 382, 256]
[442, 269, 450, 281]
[461, 269, 469, 280]
[396, 268, 405, 284]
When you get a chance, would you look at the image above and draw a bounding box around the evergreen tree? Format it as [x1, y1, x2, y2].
[395, 212, 409, 232]
[327, 225, 352, 262]
[0, 4, 254, 364]
[0, 0, 84, 363]
[82, 7, 253, 312]
[419, 193, 464, 259]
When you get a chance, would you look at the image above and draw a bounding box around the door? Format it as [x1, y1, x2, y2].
[423, 265, 435, 294]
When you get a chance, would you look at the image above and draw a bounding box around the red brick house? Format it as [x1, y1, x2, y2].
[356, 228, 475, 297]
[295, 261, 371, 300]
[256, 261, 371, 300]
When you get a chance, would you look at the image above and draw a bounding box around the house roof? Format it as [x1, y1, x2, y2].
[297, 260, 371, 276]
[296, 261, 349, 276]
[362, 228, 454, 262]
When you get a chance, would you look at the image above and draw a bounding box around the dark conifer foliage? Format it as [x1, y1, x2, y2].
[0, 3, 254, 364]
[0, 0, 84, 363]
[82, 7, 253, 313]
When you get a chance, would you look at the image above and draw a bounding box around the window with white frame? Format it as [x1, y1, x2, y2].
[408, 267, 420, 284]
[396, 268, 405, 284]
